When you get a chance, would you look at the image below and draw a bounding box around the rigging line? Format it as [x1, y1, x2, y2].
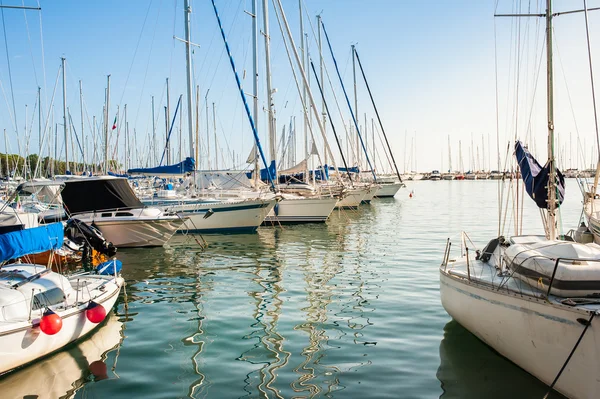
[1, 1, 20, 137]
[36, 0, 47, 115]
[211, 1, 276, 189]
[310, 59, 352, 181]
[353, 48, 402, 182]
[270, 0, 333, 182]
[0, 80, 17, 132]
[21, 0, 38, 86]
[34, 66, 62, 178]
[118, 0, 154, 108]
[583, 0, 600, 188]
[321, 22, 376, 180]
[133, 0, 164, 129]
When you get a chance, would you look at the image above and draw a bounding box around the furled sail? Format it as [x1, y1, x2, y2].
[515, 141, 565, 209]
[127, 157, 195, 176]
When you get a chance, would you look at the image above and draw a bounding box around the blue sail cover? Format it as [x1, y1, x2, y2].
[127, 157, 195, 176]
[515, 141, 565, 209]
[0, 222, 63, 262]
[330, 165, 360, 174]
[246, 160, 277, 182]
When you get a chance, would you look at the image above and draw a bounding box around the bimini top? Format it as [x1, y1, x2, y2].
[0, 222, 63, 262]
[61, 176, 144, 214]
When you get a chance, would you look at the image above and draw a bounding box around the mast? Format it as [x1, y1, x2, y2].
[252, 0, 259, 186]
[166, 77, 171, 164]
[79, 80, 85, 168]
[104, 76, 110, 174]
[213, 102, 217, 169]
[38, 86, 41, 173]
[546, 0, 557, 240]
[205, 89, 210, 169]
[124, 104, 128, 171]
[61, 57, 69, 173]
[317, 15, 326, 167]
[152, 96, 156, 164]
[184, 0, 195, 161]
[352, 45, 360, 168]
[299, 0, 308, 182]
[262, 0, 276, 166]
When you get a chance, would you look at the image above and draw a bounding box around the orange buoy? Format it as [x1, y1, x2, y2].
[86, 301, 107, 323]
[39, 309, 63, 335]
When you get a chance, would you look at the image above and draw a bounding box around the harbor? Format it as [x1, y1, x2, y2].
[1, 0, 600, 398]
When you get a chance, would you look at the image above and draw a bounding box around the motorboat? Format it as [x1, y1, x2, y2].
[61, 176, 185, 247]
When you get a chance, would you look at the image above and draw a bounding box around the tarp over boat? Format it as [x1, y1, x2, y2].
[61, 177, 144, 213]
[515, 141, 565, 209]
[0, 222, 63, 262]
[127, 157, 195, 176]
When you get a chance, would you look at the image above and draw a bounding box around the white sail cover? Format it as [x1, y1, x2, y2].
[278, 160, 307, 176]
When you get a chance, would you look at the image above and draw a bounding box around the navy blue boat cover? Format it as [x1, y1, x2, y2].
[127, 157, 195, 175]
[0, 222, 63, 262]
[515, 141, 565, 209]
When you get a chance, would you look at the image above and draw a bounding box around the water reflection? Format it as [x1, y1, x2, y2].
[0, 312, 125, 398]
[437, 320, 565, 399]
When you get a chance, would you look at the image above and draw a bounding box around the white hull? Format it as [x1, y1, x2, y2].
[263, 197, 337, 224]
[73, 208, 184, 247]
[82, 218, 182, 247]
[374, 182, 402, 198]
[0, 273, 123, 375]
[335, 187, 368, 209]
[361, 185, 379, 204]
[0, 312, 124, 397]
[172, 198, 276, 233]
[440, 261, 600, 399]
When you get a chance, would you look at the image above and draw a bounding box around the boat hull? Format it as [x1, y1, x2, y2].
[374, 182, 402, 198]
[263, 197, 337, 224]
[440, 269, 600, 399]
[88, 219, 182, 247]
[335, 187, 368, 209]
[0, 276, 123, 375]
[175, 199, 276, 233]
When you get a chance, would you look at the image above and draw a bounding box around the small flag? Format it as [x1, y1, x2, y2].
[112, 116, 117, 130]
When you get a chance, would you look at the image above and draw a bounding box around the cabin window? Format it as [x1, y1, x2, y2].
[101, 212, 112, 217]
[32, 287, 66, 310]
[115, 212, 133, 217]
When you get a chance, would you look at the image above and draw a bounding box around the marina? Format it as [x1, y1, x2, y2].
[0, 0, 600, 398]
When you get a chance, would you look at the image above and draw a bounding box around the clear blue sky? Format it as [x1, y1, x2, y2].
[1, 0, 600, 173]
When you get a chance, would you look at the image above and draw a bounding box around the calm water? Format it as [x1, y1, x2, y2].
[1, 180, 584, 398]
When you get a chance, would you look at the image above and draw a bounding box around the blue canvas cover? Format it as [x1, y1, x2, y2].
[127, 157, 195, 176]
[330, 165, 360, 174]
[515, 141, 565, 209]
[0, 222, 64, 262]
[246, 160, 277, 182]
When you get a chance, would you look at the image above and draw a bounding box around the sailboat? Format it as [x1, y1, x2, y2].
[439, 2, 600, 398]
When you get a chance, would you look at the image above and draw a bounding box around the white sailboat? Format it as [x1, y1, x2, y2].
[440, 2, 600, 398]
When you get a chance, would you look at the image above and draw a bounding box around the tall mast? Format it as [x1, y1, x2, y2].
[213, 102, 217, 169]
[104, 75, 110, 173]
[166, 77, 171, 164]
[546, 0, 557, 240]
[184, 0, 195, 161]
[205, 89, 210, 169]
[263, 0, 276, 165]
[352, 44, 359, 167]
[317, 15, 326, 166]
[61, 57, 69, 173]
[152, 96, 156, 164]
[252, 0, 259, 186]
[79, 80, 85, 168]
[38, 86, 41, 172]
[124, 104, 128, 171]
[299, 0, 307, 182]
